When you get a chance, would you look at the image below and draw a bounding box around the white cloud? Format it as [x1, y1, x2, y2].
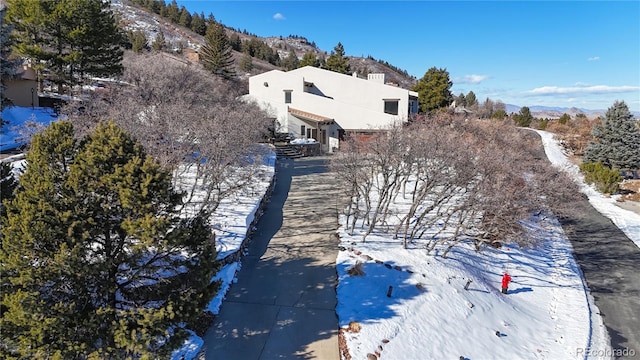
[273, 13, 286, 20]
[587, 56, 600, 61]
[528, 85, 640, 96]
[454, 74, 490, 84]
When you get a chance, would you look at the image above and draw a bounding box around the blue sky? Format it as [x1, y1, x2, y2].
[176, 1, 640, 111]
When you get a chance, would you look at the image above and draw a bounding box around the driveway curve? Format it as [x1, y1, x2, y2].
[560, 200, 640, 359]
[201, 157, 341, 360]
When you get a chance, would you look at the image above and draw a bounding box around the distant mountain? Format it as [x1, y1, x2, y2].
[504, 104, 640, 120]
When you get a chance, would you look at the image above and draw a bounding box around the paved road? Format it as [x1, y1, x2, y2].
[201, 157, 341, 360]
[560, 200, 640, 359]
[523, 130, 639, 358]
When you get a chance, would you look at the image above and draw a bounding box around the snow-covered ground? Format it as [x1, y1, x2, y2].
[4, 113, 638, 359]
[169, 155, 276, 360]
[1, 106, 61, 152]
[335, 129, 640, 360]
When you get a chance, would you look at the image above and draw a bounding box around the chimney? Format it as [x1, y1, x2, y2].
[367, 73, 385, 84]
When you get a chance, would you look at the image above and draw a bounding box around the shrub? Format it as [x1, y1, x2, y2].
[538, 119, 548, 130]
[580, 161, 623, 194]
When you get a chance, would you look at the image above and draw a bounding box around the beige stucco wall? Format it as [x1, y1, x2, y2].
[247, 66, 418, 133]
[4, 78, 39, 107]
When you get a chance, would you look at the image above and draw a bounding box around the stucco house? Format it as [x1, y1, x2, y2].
[2, 63, 39, 108]
[246, 66, 419, 152]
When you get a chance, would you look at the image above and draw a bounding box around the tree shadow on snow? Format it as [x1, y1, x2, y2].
[336, 260, 423, 326]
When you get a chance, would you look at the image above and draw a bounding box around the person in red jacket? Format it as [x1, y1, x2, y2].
[501, 273, 512, 294]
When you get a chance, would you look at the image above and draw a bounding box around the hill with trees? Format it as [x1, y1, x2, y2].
[112, 0, 417, 86]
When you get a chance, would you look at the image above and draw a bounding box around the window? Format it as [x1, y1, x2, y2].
[384, 100, 399, 115]
[300, 125, 305, 137]
[284, 90, 292, 104]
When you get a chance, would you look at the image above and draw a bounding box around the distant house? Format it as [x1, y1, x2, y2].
[3, 63, 39, 108]
[246, 66, 419, 152]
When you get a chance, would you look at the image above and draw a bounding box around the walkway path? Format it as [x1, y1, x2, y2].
[201, 157, 341, 360]
[560, 200, 640, 359]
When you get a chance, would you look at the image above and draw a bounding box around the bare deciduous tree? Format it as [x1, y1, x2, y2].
[331, 117, 580, 257]
[66, 52, 272, 214]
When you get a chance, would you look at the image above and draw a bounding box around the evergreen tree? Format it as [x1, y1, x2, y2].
[299, 51, 320, 68]
[411, 67, 453, 113]
[228, 33, 242, 51]
[73, 0, 124, 81]
[129, 30, 148, 53]
[281, 51, 299, 71]
[584, 101, 640, 172]
[0, 121, 220, 358]
[456, 93, 466, 107]
[199, 22, 236, 79]
[465, 90, 478, 109]
[1, 7, 20, 112]
[239, 50, 253, 72]
[190, 12, 206, 35]
[558, 113, 570, 125]
[325, 42, 350, 74]
[514, 106, 533, 127]
[178, 6, 191, 28]
[6, 0, 123, 91]
[0, 162, 18, 218]
[167, 0, 179, 23]
[152, 30, 166, 51]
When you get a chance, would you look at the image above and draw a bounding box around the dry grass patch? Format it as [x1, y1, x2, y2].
[347, 321, 362, 333]
[620, 180, 640, 202]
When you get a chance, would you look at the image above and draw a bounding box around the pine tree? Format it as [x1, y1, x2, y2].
[411, 67, 453, 113]
[325, 42, 350, 74]
[1, 7, 20, 112]
[281, 51, 299, 71]
[199, 22, 236, 79]
[152, 30, 166, 51]
[130, 30, 148, 53]
[239, 50, 253, 72]
[299, 51, 320, 68]
[190, 12, 206, 35]
[178, 5, 191, 28]
[72, 0, 124, 80]
[0, 121, 220, 358]
[0, 162, 17, 218]
[6, 0, 123, 91]
[514, 106, 533, 127]
[466, 91, 478, 109]
[584, 101, 640, 172]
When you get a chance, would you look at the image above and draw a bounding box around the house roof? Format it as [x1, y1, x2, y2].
[288, 106, 334, 124]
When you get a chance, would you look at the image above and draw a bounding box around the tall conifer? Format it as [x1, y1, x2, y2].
[1, 121, 219, 358]
[199, 22, 236, 79]
[584, 101, 640, 172]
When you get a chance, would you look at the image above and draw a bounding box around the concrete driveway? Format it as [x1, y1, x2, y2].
[201, 157, 341, 360]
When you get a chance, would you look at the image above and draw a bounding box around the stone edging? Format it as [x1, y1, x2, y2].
[217, 165, 277, 266]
